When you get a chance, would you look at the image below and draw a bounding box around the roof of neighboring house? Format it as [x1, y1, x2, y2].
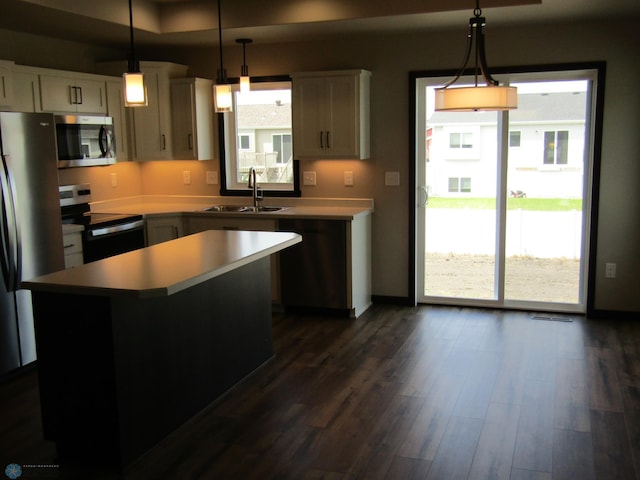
[429, 91, 588, 124]
[237, 102, 292, 129]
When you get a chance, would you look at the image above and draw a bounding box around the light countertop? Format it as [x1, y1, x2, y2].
[89, 195, 374, 221]
[24, 230, 301, 299]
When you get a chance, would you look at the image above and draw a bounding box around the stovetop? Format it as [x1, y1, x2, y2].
[62, 211, 143, 229]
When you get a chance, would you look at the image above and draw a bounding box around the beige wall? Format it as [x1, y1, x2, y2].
[2, 17, 639, 313]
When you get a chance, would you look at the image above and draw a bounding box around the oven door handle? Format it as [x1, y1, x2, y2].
[87, 219, 144, 238]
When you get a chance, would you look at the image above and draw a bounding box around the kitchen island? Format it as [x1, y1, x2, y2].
[23, 230, 301, 473]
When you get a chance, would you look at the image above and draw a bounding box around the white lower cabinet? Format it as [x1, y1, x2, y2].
[145, 215, 185, 246]
[62, 225, 84, 268]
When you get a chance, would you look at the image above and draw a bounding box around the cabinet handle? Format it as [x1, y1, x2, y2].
[69, 86, 76, 105]
[64, 243, 76, 249]
[1, 76, 5, 99]
[161, 134, 166, 150]
[77, 86, 83, 104]
[188, 133, 193, 150]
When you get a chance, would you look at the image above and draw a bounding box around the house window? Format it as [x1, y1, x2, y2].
[509, 131, 521, 147]
[543, 130, 569, 164]
[448, 177, 472, 193]
[272, 133, 292, 165]
[450, 132, 473, 149]
[220, 77, 298, 194]
[238, 134, 251, 150]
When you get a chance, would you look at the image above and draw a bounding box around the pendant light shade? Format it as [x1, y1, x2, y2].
[236, 38, 252, 94]
[123, 0, 147, 107]
[435, 85, 517, 112]
[214, 0, 232, 112]
[435, 1, 516, 112]
[214, 84, 233, 112]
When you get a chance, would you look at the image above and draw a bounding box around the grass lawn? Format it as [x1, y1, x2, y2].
[427, 197, 583, 211]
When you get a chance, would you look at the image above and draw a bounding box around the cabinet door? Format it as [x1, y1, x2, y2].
[279, 219, 347, 309]
[145, 216, 184, 246]
[105, 79, 129, 161]
[39, 74, 106, 114]
[11, 71, 40, 112]
[170, 82, 196, 159]
[39, 75, 75, 112]
[0, 64, 13, 109]
[74, 78, 106, 114]
[324, 75, 358, 157]
[292, 76, 326, 158]
[131, 68, 172, 160]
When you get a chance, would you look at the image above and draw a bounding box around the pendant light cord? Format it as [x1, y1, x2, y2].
[128, 0, 137, 72]
[217, 0, 225, 82]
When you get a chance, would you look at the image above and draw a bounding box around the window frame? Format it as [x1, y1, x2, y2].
[219, 75, 301, 197]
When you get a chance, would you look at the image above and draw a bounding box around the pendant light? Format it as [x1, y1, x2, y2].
[123, 0, 148, 107]
[435, 0, 516, 112]
[236, 38, 252, 94]
[214, 0, 232, 112]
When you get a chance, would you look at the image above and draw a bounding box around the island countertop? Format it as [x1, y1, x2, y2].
[23, 230, 301, 299]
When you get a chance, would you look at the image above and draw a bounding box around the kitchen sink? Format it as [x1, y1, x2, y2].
[203, 205, 287, 213]
[243, 206, 287, 212]
[203, 205, 248, 212]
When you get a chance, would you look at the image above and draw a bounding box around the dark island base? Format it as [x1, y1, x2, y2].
[32, 257, 273, 473]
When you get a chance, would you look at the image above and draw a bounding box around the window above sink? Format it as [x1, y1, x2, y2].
[219, 76, 301, 198]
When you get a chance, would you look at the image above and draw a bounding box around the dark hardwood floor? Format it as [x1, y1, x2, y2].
[1, 305, 639, 479]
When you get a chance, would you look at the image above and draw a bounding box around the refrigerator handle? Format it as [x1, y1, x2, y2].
[0, 154, 19, 291]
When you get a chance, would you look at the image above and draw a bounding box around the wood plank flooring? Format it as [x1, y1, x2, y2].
[1, 305, 639, 479]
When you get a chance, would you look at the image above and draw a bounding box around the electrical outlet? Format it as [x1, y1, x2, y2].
[183, 170, 191, 185]
[303, 171, 316, 186]
[344, 171, 354, 186]
[110, 172, 117, 187]
[605, 262, 616, 278]
[206, 171, 218, 185]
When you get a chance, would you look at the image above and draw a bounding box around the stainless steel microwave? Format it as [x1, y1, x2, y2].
[55, 115, 116, 168]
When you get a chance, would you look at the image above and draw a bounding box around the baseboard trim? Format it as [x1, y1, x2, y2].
[371, 295, 414, 307]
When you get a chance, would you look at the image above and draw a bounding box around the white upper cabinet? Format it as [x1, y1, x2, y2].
[105, 78, 130, 162]
[39, 73, 107, 114]
[11, 67, 42, 113]
[291, 69, 371, 160]
[170, 77, 215, 160]
[0, 60, 14, 110]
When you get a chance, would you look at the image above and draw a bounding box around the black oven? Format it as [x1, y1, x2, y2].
[82, 213, 145, 263]
[60, 184, 145, 263]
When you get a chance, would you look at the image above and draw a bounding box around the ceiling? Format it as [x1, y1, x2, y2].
[0, 0, 638, 50]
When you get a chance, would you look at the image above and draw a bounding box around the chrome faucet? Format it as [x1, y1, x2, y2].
[248, 167, 262, 207]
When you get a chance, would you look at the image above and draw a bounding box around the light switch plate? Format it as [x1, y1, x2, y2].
[385, 171, 400, 186]
[110, 172, 117, 187]
[303, 171, 317, 186]
[206, 171, 218, 185]
[183, 171, 191, 185]
[605, 262, 616, 278]
[344, 171, 354, 186]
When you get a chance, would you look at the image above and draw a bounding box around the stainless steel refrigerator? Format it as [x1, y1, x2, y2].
[1, 112, 65, 376]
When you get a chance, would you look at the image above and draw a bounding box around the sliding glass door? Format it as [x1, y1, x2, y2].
[416, 69, 597, 312]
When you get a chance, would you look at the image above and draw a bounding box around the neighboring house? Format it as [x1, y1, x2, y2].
[236, 101, 293, 183]
[426, 91, 587, 198]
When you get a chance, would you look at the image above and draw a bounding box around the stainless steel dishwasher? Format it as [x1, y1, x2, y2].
[278, 219, 347, 311]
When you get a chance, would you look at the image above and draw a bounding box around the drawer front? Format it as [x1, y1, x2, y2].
[63, 232, 83, 255]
